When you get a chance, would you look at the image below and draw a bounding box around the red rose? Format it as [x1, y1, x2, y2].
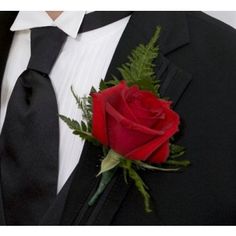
[91, 81, 180, 164]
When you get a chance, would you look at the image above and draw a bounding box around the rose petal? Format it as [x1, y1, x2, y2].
[91, 81, 126, 145]
[106, 103, 164, 155]
[92, 80, 180, 165]
[153, 105, 180, 132]
[147, 141, 170, 163]
[111, 87, 139, 123]
[125, 88, 172, 127]
[125, 117, 178, 162]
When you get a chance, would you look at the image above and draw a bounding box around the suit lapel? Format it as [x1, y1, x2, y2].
[157, 53, 192, 108]
[39, 169, 75, 225]
[61, 11, 193, 225]
[59, 141, 103, 224]
[0, 11, 17, 225]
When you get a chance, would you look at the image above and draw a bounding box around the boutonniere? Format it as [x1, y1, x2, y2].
[60, 26, 190, 212]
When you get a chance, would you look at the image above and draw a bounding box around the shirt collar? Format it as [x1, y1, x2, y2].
[10, 11, 87, 39]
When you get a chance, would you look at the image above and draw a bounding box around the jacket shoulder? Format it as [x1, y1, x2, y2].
[183, 12, 236, 69]
[186, 11, 236, 40]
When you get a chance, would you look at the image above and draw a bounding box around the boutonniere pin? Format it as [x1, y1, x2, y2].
[60, 26, 190, 213]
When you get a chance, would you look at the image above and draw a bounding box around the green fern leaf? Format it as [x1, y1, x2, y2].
[59, 115, 81, 131]
[115, 26, 161, 95]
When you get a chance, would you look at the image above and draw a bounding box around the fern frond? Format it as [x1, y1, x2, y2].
[59, 114, 98, 145]
[120, 159, 152, 213]
[70, 86, 93, 130]
[117, 26, 161, 95]
[59, 114, 81, 131]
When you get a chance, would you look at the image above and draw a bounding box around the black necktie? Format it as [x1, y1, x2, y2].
[0, 11, 132, 225]
[0, 27, 67, 225]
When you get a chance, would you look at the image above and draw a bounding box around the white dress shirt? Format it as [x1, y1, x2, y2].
[0, 11, 130, 192]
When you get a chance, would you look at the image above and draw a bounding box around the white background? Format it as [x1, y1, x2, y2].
[205, 11, 236, 28]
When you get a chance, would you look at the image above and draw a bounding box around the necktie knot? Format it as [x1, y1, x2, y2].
[27, 26, 67, 75]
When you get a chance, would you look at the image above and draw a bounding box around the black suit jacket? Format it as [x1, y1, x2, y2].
[0, 11, 236, 225]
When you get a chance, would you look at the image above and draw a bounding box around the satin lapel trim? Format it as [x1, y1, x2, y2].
[162, 64, 192, 108]
[157, 53, 193, 108]
[61, 11, 193, 225]
[0, 11, 17, 225]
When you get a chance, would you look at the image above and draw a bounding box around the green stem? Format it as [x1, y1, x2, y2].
[120, 159, 152, 213]
[88, 168, 116, 206]
[75, 130, 93, 138]
[165, 159, 190, 167]
[134, 160, 180, 172]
